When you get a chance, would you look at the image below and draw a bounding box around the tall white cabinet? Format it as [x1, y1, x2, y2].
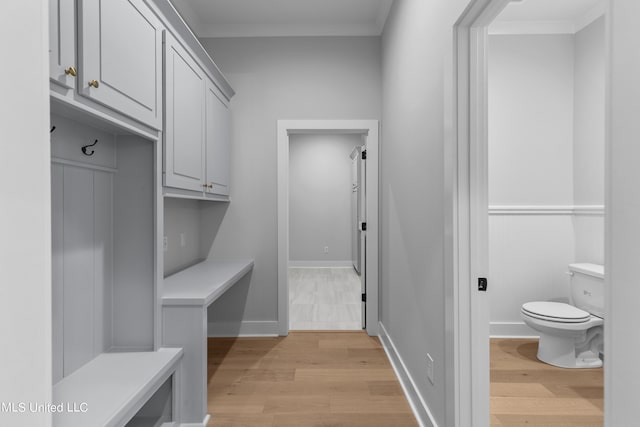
[164, 32, 207, 193]
[49, 0, 76, 89]
[48, 0, 239, 425]
[163, 34, 233, 200]
[206, 81, 231, 197]
[78, 0, 164, 129]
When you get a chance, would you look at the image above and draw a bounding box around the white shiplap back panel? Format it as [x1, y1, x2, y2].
[93, 171, 113, 355]
[53, 163, 114, 379]
[62, 166, 97, 376]
[51, 164, 64, 384]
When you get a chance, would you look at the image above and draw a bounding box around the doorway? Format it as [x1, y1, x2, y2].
[452, 0, 609, 425]
[287, 133, 365, 330]
[277, 120, 379, 336]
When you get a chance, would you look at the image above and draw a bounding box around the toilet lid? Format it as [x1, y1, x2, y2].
[522, 301, 591, 323]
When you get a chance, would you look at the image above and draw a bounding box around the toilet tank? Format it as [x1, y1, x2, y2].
[569, 263, 604, 318]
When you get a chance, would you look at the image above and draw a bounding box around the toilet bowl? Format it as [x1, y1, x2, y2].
[521, 263, 604, 369]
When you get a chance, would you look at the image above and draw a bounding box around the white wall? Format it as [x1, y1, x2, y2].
[0, 1, 52, 425]
[289, 133, 359, 265]
[381, 0, 469, 424]
[607, 1, 640, 423]
[488, 35, 575, 206]
[488, 23, 605, 336]
[198, 36, 381, 333]
[488, 34, 576, 336]
[573, 17, 605, 265]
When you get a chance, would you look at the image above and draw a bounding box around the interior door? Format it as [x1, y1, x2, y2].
[358, 144, 367, 329]
[350, 147, 360, 273]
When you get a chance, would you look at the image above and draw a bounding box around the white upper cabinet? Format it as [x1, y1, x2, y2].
[205, 82, 231, 197]
[49, 0, 77, 89]
[78, 0, 163, 129]
[163, 32, 207, 193]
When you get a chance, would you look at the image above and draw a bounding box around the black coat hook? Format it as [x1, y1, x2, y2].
[82, 139, 98, 156]
[50, 126, 56, 133]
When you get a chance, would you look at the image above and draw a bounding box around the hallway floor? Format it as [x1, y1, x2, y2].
[206, 332, 418, 426]
[491, 338, 604, 427]
[288, 267, 362, 330]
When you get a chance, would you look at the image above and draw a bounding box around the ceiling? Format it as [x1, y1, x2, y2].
[492, 0, 605, 34]
[170, 0, 394, 38]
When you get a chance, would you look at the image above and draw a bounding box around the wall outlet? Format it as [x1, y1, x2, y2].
[180, 233, 186, 247]
[426, 353, 434, 385]
[323, 246, 329, 254]
[163, 236, 168, 252]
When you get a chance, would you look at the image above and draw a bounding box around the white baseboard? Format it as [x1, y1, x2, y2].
[490, 321, 538, 338]
[178, 413, 209, 427]
[378, 322, 437, 427]
[207, 321, 279, 337]
[288, 260, 353, 268]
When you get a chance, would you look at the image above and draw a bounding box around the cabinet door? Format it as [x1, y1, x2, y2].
[205, 82, 231, 196]
[78, 0, 163, 129]
[49, 0, 76, 89]
[164, 33, 206, 193]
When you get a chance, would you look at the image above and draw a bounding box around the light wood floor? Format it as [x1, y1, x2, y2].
[491, 338, 604, 427]
[288, 268, 362, 330]
[206, 331, 419, 426]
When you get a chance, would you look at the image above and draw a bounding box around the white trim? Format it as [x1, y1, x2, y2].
[277, 120, 379, 337]
[488, 205, 605, 215]
[194, 23, 384, 38]
[489, 20, 576, 35]
[51, 157, 118, 174]
[452, 2, 511, 426]
[207, 321, 279, 337]
[178, 414, 210, 427]
[378, 323, 437, 427]
[489, 321, 538, 338]
[288, 261, 353, 268]
[489, 1, 605, 36]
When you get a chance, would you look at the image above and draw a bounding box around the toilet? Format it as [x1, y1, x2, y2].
[521, 263, 604, 368]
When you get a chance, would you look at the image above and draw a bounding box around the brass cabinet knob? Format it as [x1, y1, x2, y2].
[64, 66, 77, 77]
[88, 80, 99, 88]
[208, 184, 214, 189]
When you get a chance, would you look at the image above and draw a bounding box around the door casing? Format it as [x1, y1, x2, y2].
[277, 120, 379, 336]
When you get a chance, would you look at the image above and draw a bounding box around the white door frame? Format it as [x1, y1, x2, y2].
[452, 1, 611, 426]
[451, 1, 510, 425]
[277, 120, 379, 336]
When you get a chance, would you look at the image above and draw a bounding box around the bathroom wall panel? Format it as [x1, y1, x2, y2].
[489, 213, 575, 336]
[573, 214, 605, 265]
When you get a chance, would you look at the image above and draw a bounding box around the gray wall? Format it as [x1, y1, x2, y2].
[609, 1, 640, 421]
[381, 0, 469, 424]
[289, 133, 360, 264]
[0, 1, 52, 424]
[199, 36, 381, 328]
[164, 198, 203, 276]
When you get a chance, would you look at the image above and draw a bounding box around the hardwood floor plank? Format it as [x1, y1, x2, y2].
[207, 332, 418, 426]
[491, 338, 603, 426]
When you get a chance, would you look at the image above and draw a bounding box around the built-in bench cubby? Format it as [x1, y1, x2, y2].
[49, 0, 240, 424]
[50, 113, 182, 426]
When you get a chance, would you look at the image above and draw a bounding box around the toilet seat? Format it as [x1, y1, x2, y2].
[522, 301, 591, 323]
